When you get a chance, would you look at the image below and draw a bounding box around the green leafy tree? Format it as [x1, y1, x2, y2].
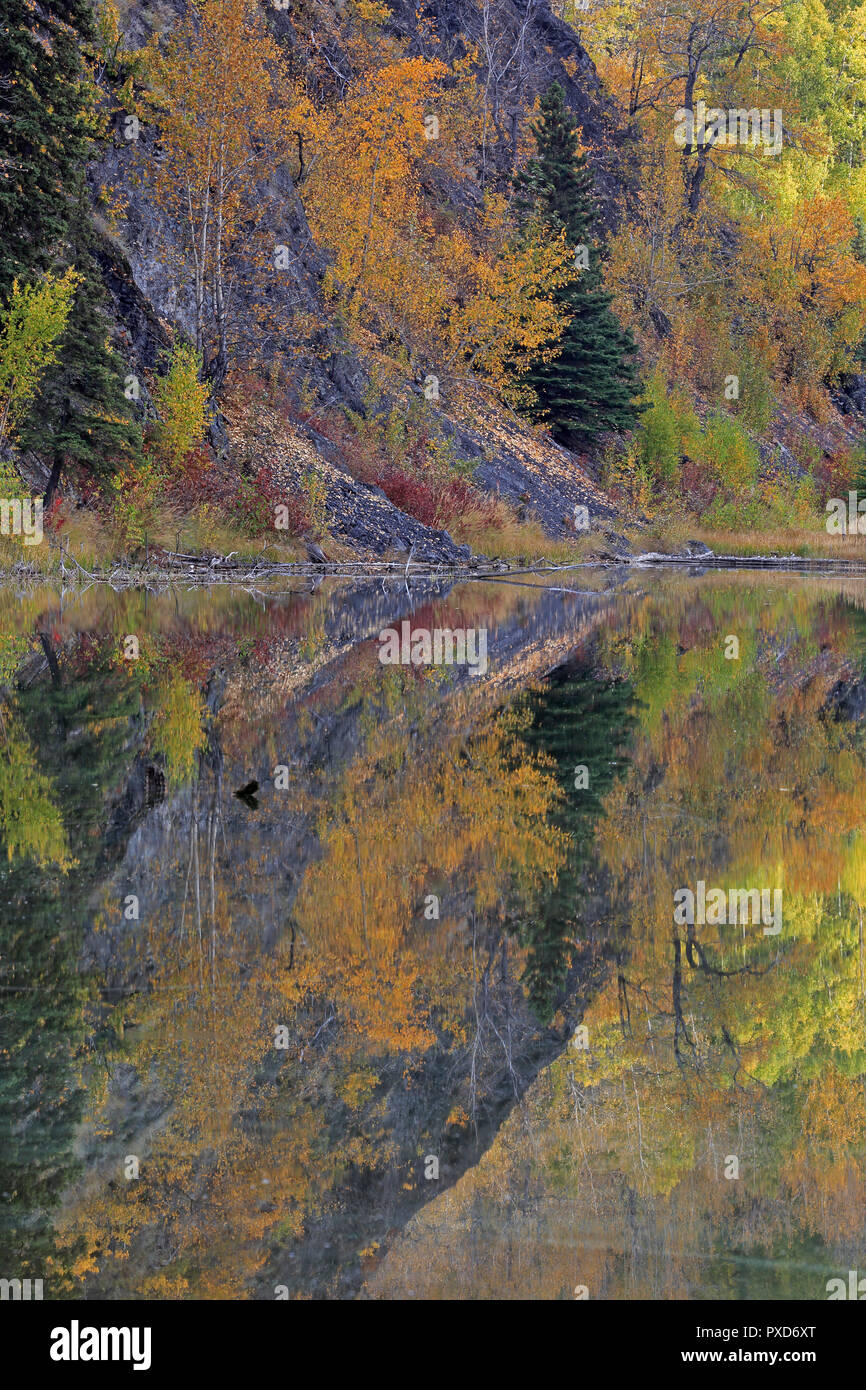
[514, 82, 643, 446]
[0, 271, 80, 449]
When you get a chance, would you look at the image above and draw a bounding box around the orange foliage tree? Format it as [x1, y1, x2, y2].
[298, 22, 571, 396]
[738, 194, 866, 388]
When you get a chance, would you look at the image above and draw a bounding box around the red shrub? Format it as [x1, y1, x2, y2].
[43, 496, 67, 532]
[377, 467, 439, 526]
[374, 467, 501, 532]
[434, 476, 502, 530]
[163, 446, 232, 511]
[256, 469, 309, 537]
[162, 449, 311, 539]
[228, 392, 501, 535]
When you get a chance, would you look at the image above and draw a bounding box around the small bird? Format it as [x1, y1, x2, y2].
[235, 780, 259, 809]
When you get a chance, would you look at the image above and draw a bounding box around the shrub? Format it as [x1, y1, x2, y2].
[679, 458, 719, 512]
[230, 470, 273, 535]
[110, 453, 165, 548]
[435, 476, 502, 530]
[300, 467, 328, 536]
[374, 467, 500, 532]
[274, 493, 310, 537]
[152, 342, 210, 469]
[853, 447, 866, 499]
[702, 476, 818, 530]
[735, 345, 775, 430]
[378, 467, 438, 526]
[638, 380, 680, 483]
[814, 446, 861, 503]
[637, 372, 700, 486]
[698, 412, 760, 490]
[162, 447, 312, 544]
[162, 445, 217, 512]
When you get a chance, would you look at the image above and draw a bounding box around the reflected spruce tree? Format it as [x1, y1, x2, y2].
[0, 645, 142, 1289]
[513, 656, 638, 1023]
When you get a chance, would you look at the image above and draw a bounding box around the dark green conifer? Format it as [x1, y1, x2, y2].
[514, 82, 643, 446]
[19, 193, 142, 501]
[0, 0, 141, 496]
[0, 0, 95, 296]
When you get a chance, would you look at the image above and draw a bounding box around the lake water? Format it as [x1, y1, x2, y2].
[2, 568, 865, 1300]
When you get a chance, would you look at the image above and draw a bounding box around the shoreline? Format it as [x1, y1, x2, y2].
[7, 549, 866, 588]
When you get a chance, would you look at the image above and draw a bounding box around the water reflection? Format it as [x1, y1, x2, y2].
[1, 573, 865, 1299]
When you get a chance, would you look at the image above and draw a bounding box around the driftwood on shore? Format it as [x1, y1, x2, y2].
[7, 539, 866, 590]
[632, 551, 866, 574]
[3, 540, 591, 590]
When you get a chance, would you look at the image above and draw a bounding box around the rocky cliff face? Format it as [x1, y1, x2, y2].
[383, 0, 627, 212]
[78, 0, 631, 554]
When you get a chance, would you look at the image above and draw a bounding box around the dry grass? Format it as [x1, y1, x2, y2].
[11, 500, 866, 576]
[144, 506, 306, 563]
[449, 497, 599, 562]
[0, 504, 311, 576]
[0, 503, 620, 574]
[665, 521, 866, 560]
[0, 505, 118, 575]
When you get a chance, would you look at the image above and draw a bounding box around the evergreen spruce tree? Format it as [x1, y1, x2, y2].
[0, 656, 144, 1287]
[19, 192, 142, 503]
[0, 0, 95, 298]
[514, 82, 643, 447]
[0, 0, 140, 500]
[514, 661, 637, 1023]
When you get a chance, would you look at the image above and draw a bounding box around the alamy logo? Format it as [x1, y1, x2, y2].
[826, 1270, 866, 1299]
[826, 492, 866, 534]
[0, 497, 43, 545]
[673, 101, 783, 156]
[0, 1276, 42, 1299]
[673, 881, 782, 935]
[50, 1321, 152, 1372]
[378, 621, 488, 677]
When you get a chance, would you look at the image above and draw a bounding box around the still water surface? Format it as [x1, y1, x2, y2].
[1, 569, 865, 1299]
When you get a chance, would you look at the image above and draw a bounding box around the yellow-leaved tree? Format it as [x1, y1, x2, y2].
[152, 342, 210, 468]
[144, 0, 303, 383]
[0, 271, 80, 451]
